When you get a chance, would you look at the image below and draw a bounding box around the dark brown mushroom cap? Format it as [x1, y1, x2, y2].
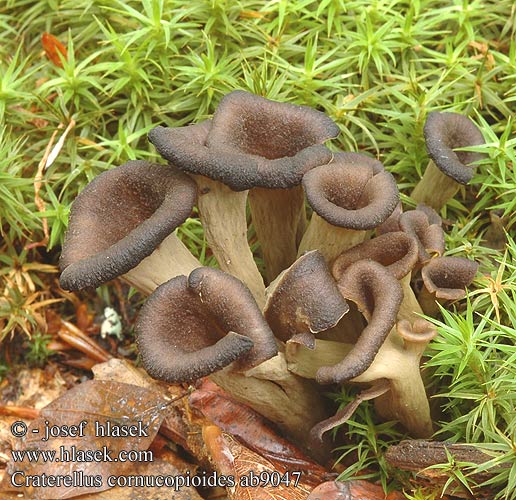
[398, 208, 445, 265]
[303, 153, 399, 230]
[148, 120, 214, 176]
[264, 251, 349, 342]
[316, 260, 403, 384]
[377, 201, 403, 234]
[187, 267, 278, 370]
[59, 161, 197, 291]
[332, 231, 418, 281]
[424, 111, 485, 184]
[416, 203, 442, 226]
[421, 256, 478, 300]
[136, 268, 277, 382]
[149, 91, 339, 191]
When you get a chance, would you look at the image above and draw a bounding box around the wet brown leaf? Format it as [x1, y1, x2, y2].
[204, 425, 312, 500]
[41, 32, 67, 67]
[190, 379, 331, 487]
[307, 480, 405, 499]
[6, 380, 169, 499]
[93, 359, 195, 457]
[92, 358, 157, 389]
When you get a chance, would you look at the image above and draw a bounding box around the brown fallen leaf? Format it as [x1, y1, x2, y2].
[203, 424, 313, 500]
[41, 32, 67, 67]
[190, 379, 332, 487]
[307, 479, 405, 499]
[5, 380, 169, 499]
[93, 358, 193, 453]
[92, 358, 157, 389]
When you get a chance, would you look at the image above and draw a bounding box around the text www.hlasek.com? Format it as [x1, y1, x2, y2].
[11, 446, 152, 464]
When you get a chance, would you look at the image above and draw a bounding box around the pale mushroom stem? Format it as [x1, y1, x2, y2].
[211, 352, 330, 459]
[285, 329, 435, 438]
[248, 185, 306, 283]
[411, 160, 461, 212]
[373, 365, 434, 438]
[417, 286, 441, 316]
[122, 232, 201, 295]
[355, 326, 435, 438]
[297, 213, 367, 263]
[398, 274, 424, 322]
[375, 279, 433, 437]
[193, 175, 266, 308]
[286, 338, 352, 379]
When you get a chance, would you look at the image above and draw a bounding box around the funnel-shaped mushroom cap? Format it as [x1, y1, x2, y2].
[316, 261, 403, 384]
[415, 203, 442, 226]
[149, 90, 339, 191]
[399, 208, 445, 265]
[421, 256, 478, 300]
[377, 201, 403, 234]
[264, 251, 349, 342]
[397, 318, 438, 345]
[60, 161, 197, 290]
[303, 153, 399, 230]
[137, 268, 278, 382]
[148, 119, 212, 178]
[424, 111, 485, 184]
[332, 231, 418, 281]
[187, 267, 278, 369]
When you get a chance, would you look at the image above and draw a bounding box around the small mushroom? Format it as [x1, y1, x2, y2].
[332, 231, 419, 282]
[398, 207, 445, 266]
[376, 205, 445, 319]
[59, 160, 200, 295]
[264, 250, 349, 344]
[298, 153, 400, 263]
[411, 111, 486, 211]
[136, 267, 277, 382]
[137, 266, 329, 451]
[419, 256, 479, 315]
[309, 319, 437, 439]
[316, 260, 403, 384]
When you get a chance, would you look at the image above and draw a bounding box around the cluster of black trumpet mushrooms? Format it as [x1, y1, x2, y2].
[59, 91, 484, 459]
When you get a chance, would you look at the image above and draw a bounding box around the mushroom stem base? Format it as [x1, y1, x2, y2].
[411, 161, 461, 212]
[374, 376, 434, 438]
[297, 213, 367, 263]
[210, 352, 330, 459]
[194, 175, 266, 308]
[123, 232, 200, 295]
[286, 333, 434, 437]
[249, 186, 306, 283]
